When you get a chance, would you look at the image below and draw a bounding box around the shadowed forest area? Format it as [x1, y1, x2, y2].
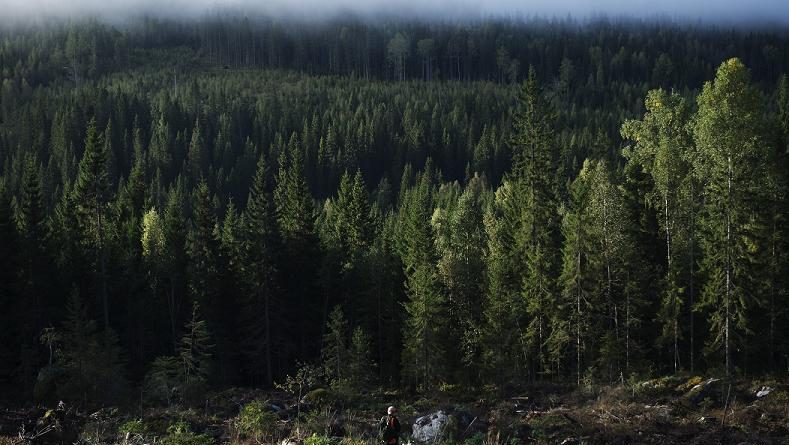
[1, 15, 789, 445]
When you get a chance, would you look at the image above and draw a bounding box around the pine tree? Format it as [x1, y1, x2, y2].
[188, 180, 221, 311]
[552, 164, 593, 385]
[71, 118, 114, 330]
[179, 302, 214, 385]
[400, 171, 446, 389]
[187, 119, 206, 184]
[321, 306, 348, 385]
[347, 326, 376, 389]
[0, 181, 20, 381]
[274, 133, 320, 360]
[240, 154, 277, 385]
[16, 155, 50, 339]
[59, 290, 128, 405]
[510, 67, 560, 377]
[693, 58, 768, 376]
[163, 185, 188, 350]
[778, 74, 789, 151]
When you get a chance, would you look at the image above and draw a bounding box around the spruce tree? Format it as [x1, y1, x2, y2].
[16, 155, 50, 338]
[179, 302, 214, 385]
[400, 171, 446, 389]
[240, 154, 277, 385]
[0, 181, 19, 381]
[321, 306, 348, 386]
[552, 164, 593, 385]
[274, 133, 320, 360]
[511, 67, 560, 377]
[71, 118, 113, 330]
[163, 185, 188, 350]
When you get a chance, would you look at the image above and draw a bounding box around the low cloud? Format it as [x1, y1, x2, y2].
[2, 0, 788, 24]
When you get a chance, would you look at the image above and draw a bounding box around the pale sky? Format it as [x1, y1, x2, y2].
[1, 0, 788, 24]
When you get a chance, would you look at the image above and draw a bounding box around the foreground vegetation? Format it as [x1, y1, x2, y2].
[1, 374, 788, 445]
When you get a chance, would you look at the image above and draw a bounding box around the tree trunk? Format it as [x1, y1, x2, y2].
[725, 155, 732, 377]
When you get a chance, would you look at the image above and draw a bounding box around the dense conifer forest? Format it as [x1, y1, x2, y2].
[1, 15, 789, 423]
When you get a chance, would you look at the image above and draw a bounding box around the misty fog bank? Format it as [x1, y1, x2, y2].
[2, 0, 789, 26]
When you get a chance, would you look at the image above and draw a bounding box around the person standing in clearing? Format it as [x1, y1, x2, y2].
[380, 406, 401, 445]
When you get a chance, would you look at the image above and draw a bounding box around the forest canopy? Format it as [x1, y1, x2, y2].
[1, 15, 789, 406]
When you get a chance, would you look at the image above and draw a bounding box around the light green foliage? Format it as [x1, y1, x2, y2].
[434, 176, 488, 371]
[160, 421, 214, 445]
[481, 180, 528, 383]
[119, 419, 149, 436]
[304, 433, 340, 445]
[234, 400, 278, 444]
[142, 208, 166, 261]
[693, 58, 769, 374]
[622, 88, 696, 372]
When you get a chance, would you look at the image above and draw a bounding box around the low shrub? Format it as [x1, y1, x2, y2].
[234, 400, 278, 444]
[159, 421, 213, 445]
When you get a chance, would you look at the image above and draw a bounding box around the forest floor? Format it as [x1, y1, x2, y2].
[1, 375, 788, 445]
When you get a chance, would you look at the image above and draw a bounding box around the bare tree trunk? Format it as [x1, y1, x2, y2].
[265, 292, 272, 385]
[725, 155, 732, 377]
[689, 180, 696, 373]
[576, 251, 582, 387]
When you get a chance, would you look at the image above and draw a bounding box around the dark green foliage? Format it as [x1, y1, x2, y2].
[0, 16, 788, 404]
[55, 291, 128, 405]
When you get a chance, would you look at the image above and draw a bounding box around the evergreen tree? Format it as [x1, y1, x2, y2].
[187, 119, 206, 184]
[0, 181, 19, 381]
[58, 290, 128, 405]
[552, 164, 593, 385]
[275, 134, 320, 360]
[71, 118, 114, 330]
[511, 67, 560, 377]
[16, 155, 50, 340]
[321, 306, 348, 386]
[179, 302, 214, 385]
[163, 185, 188, 350]
[240, 154, 277, 385]
[347, 326, 376, 389]
[400, 171, 446, 389]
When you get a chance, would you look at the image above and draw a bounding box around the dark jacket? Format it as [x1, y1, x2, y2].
[379, 415, 401, 444]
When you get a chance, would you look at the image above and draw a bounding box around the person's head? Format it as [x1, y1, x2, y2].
[388, 406, 397, 415]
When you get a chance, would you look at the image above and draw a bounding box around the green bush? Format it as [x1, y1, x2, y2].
[159, 421, 214, 445]
[304, 433, 340, 445]
[234, 400, 278, 443]
[119, 419, 149, 435]
[464, 432, 485, 445]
